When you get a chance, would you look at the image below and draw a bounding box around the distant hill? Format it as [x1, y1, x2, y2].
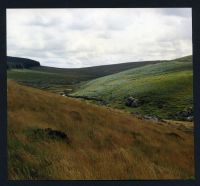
[7, 56, 40, 69]
[7, 57, 165, 92]
[71, 55, 193, 119]
[33, 59, 166, 79]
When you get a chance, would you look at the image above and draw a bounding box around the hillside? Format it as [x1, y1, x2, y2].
[71, 56, 193, 120]
[32, 59, 165, 79]
[7, 56, 40, 69]
[8, 80, 194, 180]
[7, 57, 165, 93]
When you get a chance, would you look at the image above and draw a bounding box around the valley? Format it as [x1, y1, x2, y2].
[7, 55, 194, 180]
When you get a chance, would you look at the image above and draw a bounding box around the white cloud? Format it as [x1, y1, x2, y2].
[7, 8, 192, 68]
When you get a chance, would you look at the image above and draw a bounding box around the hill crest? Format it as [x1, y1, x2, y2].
[7, 56, 40, 69]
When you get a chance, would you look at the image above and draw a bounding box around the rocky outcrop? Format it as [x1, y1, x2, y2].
[143, 115, 162, 122]
[175, 107, 193, 121]
[132, 112, 163, 122]
[125, 97, 141, 107]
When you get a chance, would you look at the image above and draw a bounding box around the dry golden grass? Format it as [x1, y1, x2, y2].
[7, 80, 194, 180]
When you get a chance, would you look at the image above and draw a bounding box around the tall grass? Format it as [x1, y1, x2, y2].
[8, 81, 194, 180]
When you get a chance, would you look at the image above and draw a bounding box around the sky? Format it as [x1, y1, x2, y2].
[7, 8, 192, 68]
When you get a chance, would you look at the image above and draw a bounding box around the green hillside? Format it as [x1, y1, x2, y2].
[32, 60, 164, 79]
[7, 69, 81, 93]
[71, 56, 193, 119]
[7, 58, 165, 93]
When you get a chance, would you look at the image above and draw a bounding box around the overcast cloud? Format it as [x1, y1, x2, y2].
[7, 8, 192, 68]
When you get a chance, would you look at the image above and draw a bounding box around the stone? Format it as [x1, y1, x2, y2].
[125, 97, 140, 107]
[175, 106, 193, 121]
[143, 115, 161, 122]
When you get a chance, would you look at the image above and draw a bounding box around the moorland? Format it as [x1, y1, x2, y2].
[7, 55, 194, 179]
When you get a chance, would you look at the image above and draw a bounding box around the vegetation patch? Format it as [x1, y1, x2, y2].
[165, 132, 183, 140]
[26, 128, 70, 144]
[69, 111, 82, 122]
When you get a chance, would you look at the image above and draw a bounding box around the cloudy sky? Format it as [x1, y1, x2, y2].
[7, 8, 192, 68]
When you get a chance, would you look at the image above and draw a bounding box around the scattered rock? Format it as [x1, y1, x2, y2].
[186, 116, 194, 122]
[125, 97, 141, 108]
[175, 107, 193, 121]
[132, 112, 163, 122]
[143, 115, 161, 122]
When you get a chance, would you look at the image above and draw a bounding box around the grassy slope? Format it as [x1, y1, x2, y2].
[8, 80, 194, 180]
[7, 69, 77, 93]
[71, 56, 193, 119]
[7, 60, 165, 94]
[32, 60, 164, 78]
